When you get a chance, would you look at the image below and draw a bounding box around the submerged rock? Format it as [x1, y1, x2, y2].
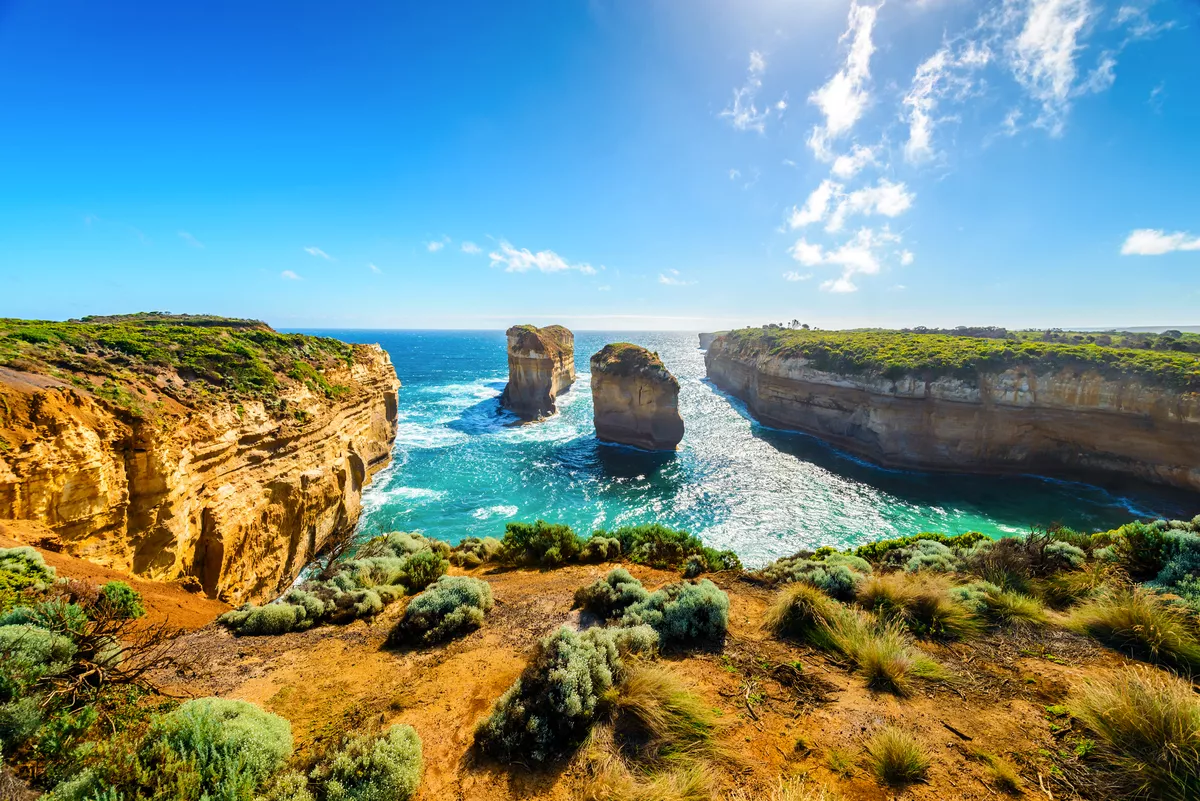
[590, 343, 684, 451]
[500, 325, 576, 420]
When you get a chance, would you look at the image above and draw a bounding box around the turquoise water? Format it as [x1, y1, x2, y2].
[302, 330, 1196, 568]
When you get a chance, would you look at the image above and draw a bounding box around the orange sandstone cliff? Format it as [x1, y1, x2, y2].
[0, 315, 399, 604]
[590, 343, 684, 451]
[500, 324, 575, 420]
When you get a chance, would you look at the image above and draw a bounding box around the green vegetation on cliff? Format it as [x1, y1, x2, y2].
[589, 342, 678, 384]
[0, 313, 361, 411]
[717, 328, 1200, 390]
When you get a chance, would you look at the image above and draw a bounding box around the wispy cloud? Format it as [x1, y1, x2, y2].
[720, 50, 784, 133]
[826, 179, 915, 232]
[729, 168, 742, 181]
[461, 241, 482, 255]
[658, 269, 696, 286]
[1115, 3, 1175, 41]
[783, 271, 813, 282]
[788, 179, 840, 229]
[368, 263, 382, 274]
[900, 250, 915, 266]
[789, 226, 903, 293]
[281, 270, 302, 280]
[426, 235, 451, 253]
[1121, 229, 1200, 256]
[903, 41, 991, 163]
[178, 231, 204, 249]
[831, 144, 878, 179]
[489, 240, 597, 275]
[1003, 0, 1100, 135]
[807, 2, 879, 159]
[304, 246, 332, 260]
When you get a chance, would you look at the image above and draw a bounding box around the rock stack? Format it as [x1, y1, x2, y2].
[590, 343, 684, 451]
[500, 325, 576, 420]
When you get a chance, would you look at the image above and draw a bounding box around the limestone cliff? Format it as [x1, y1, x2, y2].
[500, 325, 575, 420]
[0, 315, 399, 604]
[590, 343, 684, 451]
[698, 332, 727, 350]
[706, 332, 1200, 492]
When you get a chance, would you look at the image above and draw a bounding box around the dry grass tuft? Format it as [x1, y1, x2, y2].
[857, 573, 982, 640]
[1069, 666, 1200, 800]
[763, 583, 842, 647]
[968, 749, 1023, 794]
[724, 776, 842, 800]
[863, 726, 931, 787]
[825, 612, 949, 696]
[983, 588, 1048, 626]
[1069, 587, 1200, 675]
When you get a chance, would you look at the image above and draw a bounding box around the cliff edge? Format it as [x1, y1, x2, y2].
[706, 328, 1200, 492]
[590, 343, 684, 451]
[0, 313, 400, 604]
[500, 324, 575, 420]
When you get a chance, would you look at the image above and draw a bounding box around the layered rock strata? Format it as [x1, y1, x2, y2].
[698, 332, 726, 350]
[705, 335, 1200, 492]
[500, 325, 576, 420]
[0, 334, 399, 605]
[590, 344, 684, 451]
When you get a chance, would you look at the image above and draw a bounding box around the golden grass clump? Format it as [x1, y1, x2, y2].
[825, 611, 948, 696]
[982, 588, 1048, 626]
[1069, 587, 1200, 674]
[583, 664, 734, 801]
[1069, 666, 1200, 800]
[724, 777, 842, 800]
[863, 726, 931, 786]
[968, 750, 1023, 794]
[856, 573, 982, 640]
[763, 583, 842, 647]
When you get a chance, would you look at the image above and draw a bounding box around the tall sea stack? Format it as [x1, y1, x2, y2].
[500, 324, 576, 420]
[590, 343, 684, 451]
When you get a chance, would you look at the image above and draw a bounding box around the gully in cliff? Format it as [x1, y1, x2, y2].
[590, 343, 684, 451]
[499, 324, 576, 420]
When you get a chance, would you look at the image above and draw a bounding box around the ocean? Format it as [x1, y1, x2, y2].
[299, 329, 1194, 567]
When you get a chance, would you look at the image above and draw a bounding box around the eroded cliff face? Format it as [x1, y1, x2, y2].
[591, 344, 684, 451]
[698, 332, 726, 350]
[0, 348, 399, 604]
[705, 336, 1200, 492]
[500, 325, 575, 420]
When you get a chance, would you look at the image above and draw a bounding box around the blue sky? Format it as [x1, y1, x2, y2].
[1, 0, 1196, 330]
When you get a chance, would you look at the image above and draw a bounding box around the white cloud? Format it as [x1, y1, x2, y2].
[659, 269, 696, 286]
[368, 263, 382, 274]
[826, 179, 915, 232]
[304, 246, 332, 260]
[788, 179, 841, 229]
[489, 240, 597, 274]
[783, 271, 813, 282]
[1005, 0, 1096, 135]
[831, 144, 878, 179]
[729, 168, 741, 181]
[899, 250, 915, 266]
[720, 50, 776, 133]
[426, 240, 445, 252]
[178, 231, 204, 249]
[790, 227, 903, 293]
[807, 2, 879, 159]
[1115, 3, 1175, 40]
[1080, 50, 1116, 94]
[461, 241, 482, 255]
[1121, 229, 1200, 256]
[903, 41, 991, 163]
[281, 270, 302, 280]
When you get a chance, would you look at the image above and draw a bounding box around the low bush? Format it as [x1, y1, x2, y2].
[1104, 520, 1174, 581]
[97, 581, 145, 620]
[573, 568, 649, 620]
[310, 724, 423, 801]
[895, 539, 962, 573]
[0, 547, 57, 614]
[476, 626, 624, 763]
[864, 726, 931, 786]
[1070, 588, 1200, 674]
[601, 524, 741, 572]
[580, 536, 622, 563]
[853, 531, 986, 563]
[1070, 666, 1200, 799]
[619, 580, 729, 646]
[757, 552, 871, 601]
[499, 520, 583, 566]
[389, 576, 493, 645]
[448, 536, 502, 568]
[219, 535, 448, 636]
[0, 599, 89, 637]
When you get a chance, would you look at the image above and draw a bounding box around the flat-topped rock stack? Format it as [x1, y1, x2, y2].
[590, 343, 684, 451]
[500, 325, 576, 420]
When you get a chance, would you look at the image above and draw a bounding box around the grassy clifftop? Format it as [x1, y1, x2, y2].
[717, 328, 1200, 391]
[0, 313, 366, 415]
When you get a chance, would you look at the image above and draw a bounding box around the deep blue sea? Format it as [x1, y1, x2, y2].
[299, 330, 1196, 568]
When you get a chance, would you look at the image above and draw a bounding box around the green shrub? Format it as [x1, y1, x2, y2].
[476, 626, 623, 763]
[1070, 666, 1200, 800]
[0, 695, 45, 749]
[1107, 521, 1173, 581]
[0, 547, 56, 586]
[395, 550, 448, 592]
[499, 520, 583, 566]
[1070, 588, 1200, 674]
[219, 602, 312, 636]
[601, 524, 740, 572]
[0, 624, 77, 703]
[389, 576, 493, 645]
[619, 580, 729, 646]
[310, 724, 422, 801]
[853, 531, 986, 563]
[449, 537, 502, 568]
[0, 599, 89, 637]
[864, 726, 931, 786]
[98, 581, 145, 620]
[572, 568, 649, 620]
[580, 536, 622, 563]
[897, 539, 962, 573]
[757, 552, 871, 601]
